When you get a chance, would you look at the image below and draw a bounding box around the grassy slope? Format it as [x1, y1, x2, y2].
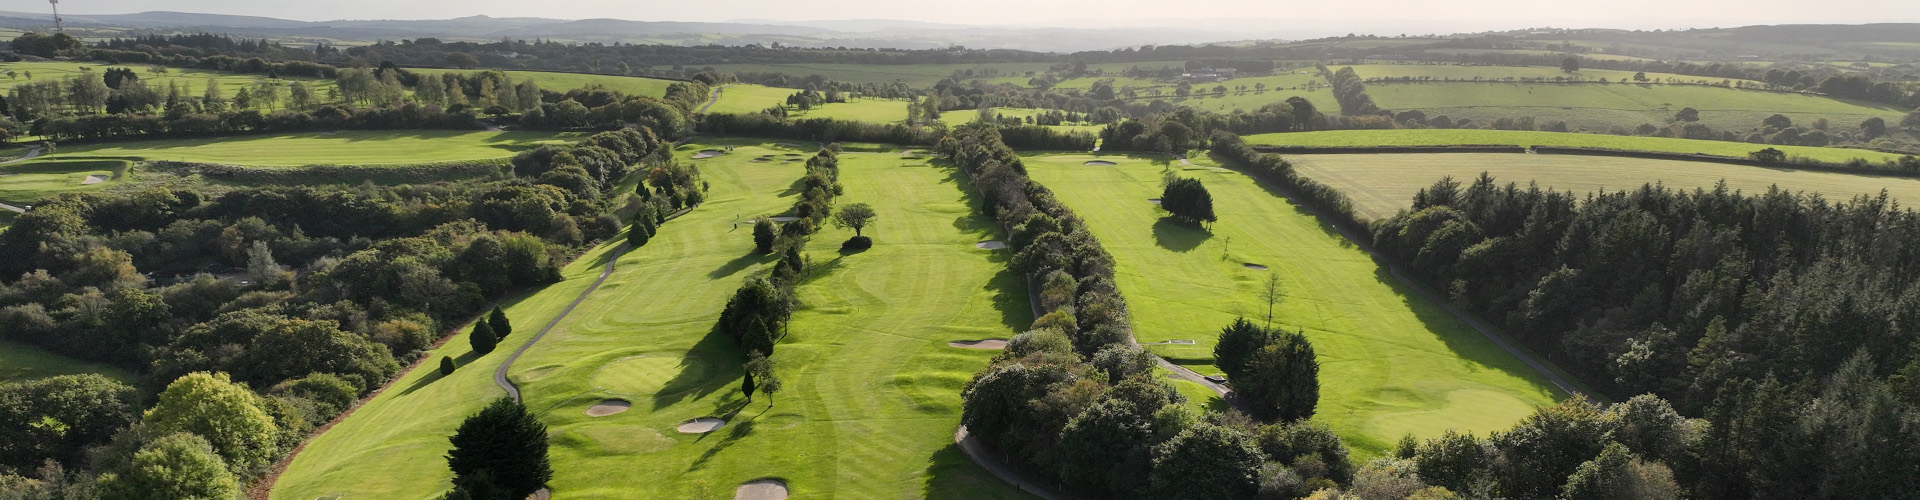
[407, 69, 677, 97]
[705, 63, 1059, 86]
[1288, 153, 1920, 220]
[0, 61, 341, 96]
[0, 159, 132, 205]
[706, 84, 798, 115]
[1025, 154, 1562, 454]
[507, 143, 1029, 499]
[0, 340, 136, 384]
[43, 131, 577, 167]
[1346, 64, 1754, 84]
[1365, 81, 1909, 136]
[1242, 129, 1908, 164]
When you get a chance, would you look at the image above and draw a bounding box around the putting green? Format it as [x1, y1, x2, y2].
[589, 354, 717, 396]
[1026, 153, 1565, 455]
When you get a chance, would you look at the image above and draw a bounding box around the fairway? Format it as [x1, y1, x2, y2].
[407, 68, 678, 97]
[0, 340, 136, 384]
[44, 130, 578, 167]
[1243, 129, 1909, 164]
[1025, 154, 1563, 454]
[0, 158, 132, 205]
[1365, 81, 1909, 138]
[0, 61, 342, 98]
[1287, 153, 1920, 220]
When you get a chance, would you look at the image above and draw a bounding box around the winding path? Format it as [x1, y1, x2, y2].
[0, 145, 43, 165]
[492, 242, 630, 402]
[694, 84, 731, 115]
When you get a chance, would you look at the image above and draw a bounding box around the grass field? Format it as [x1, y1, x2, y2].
[408, 68, 677, 97]
[42, 131, 576, 167]
[274, 142, 1031, 499]
[0, 340, 136, 384]
[0, 158, 133, 205]
[1242, 129, 1911, 164]
[1364, 81, 1910, 137]
[706, 63, 1060, 86]
[1346, 64, 1727, 83]
[1026, 154, 1563, 454]
[1288, 153, 1920, 220]
[704, 84, 800, 115]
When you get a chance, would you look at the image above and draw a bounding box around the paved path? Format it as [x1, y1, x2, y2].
[954, 426, 1069, 500]
[0, 146, 43, 165]
[695, 84, 731, 115]
[493, 242, 630, 402]
[0, 202, 24, 213]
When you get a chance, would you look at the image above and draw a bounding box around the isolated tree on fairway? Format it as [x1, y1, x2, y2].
[1261, 273, 1283, 329]
[1214, 318, 1271, 377]
[489, 307, 512, 338]
[831, 202, 878, 237]
[470, 320, 499, 355]
[741, 370, 757, 403]
[1674, 107, 1700, 122]
[746, 351, 783, 407]
[446, 397, 552, 500]
[98, 433, 241, 500]
[1235, 331, 1320, 421]
[1160, 177, 1216, 225]
[441, 356, 457, 375]
[753, 219, 777, 254]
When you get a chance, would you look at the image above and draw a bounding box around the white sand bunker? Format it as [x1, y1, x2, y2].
[1148, 198, 1162, 205]
[585, 399, 631, 417]
[80, 174, 109, 185]
[1084, 160, 1117, 166]
[677, 417, 726, 434]
[948, 339, 1007, 349]
[769, 216, 799, 222]
[1244, 263, 1268, 270]
[975, 241, 1006, 250]
[735, 479, 789, 500]
[692, 150, 726, 159]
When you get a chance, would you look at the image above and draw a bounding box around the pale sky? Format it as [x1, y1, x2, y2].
[32, 0, 1920, 30]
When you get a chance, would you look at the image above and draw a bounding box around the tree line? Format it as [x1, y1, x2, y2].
[716, 148, 843, 361]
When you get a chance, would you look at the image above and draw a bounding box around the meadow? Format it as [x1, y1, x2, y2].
[1242, 129, 1910, 164]
[1025, 154, 1565, 454]
[407, 68, 678, 97]
[0, 158, 133, 205]
[1287, 152, 1920, 220]
[273, 142, 1032, 499]
[43, 130, 577, 166]
[0, 60, 342, 97]
[1363, 81, 1909, 136]
[704, 62, 1060, 86]
[0, 340, 136, 384]
[1345, 63, 1735, 83]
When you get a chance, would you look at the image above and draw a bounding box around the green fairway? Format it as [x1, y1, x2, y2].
[1025, 154, 1563, 454]
[0, 158, 133, 205]
[1243, 129, 1909, 164]
[0, 340, 136, 384]
[1287, 153, 1920, 220]
[43, 130, 577, 167]
[408, 68, 678, 97]
[1364, 81, 1909, 138]
[705, 84, 800, 115]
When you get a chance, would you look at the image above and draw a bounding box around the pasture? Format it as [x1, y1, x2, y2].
[705, 62, 1059, 86]
[407, 68, 679, 97]
[0, 158, 133, 205]
[0, 340, 136, 384]
[0, 60, 342, 99]
[1242, 129, 1910, 164]
[43, 130, 577, 166]
[1025, 154, 1564, 454]
[1346, 63, 1739, 83]
[1287, 153, 1920, 220]
[1363, 81, 1910, 137]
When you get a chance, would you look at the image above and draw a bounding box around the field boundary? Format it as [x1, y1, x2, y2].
[1253, 144, 1920, 179]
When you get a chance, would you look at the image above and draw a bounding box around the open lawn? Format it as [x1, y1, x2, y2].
[1288, 153, 1920, 220]
[1132, 88, 1342, 116]
[43, 130, 577, 167]
[1364, 81, 1910, 138]
[0, 158, 133, 205]
[1242, 129, 1911, 164]
[1026, 154, 1564, 454]
[704, 84, 800, 115]
[0, 340, 136, 384]
[408, 68, 678, 97]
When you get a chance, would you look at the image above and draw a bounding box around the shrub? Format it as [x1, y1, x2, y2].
[440, 356, 457, 376]
[841, 235, 872, 251]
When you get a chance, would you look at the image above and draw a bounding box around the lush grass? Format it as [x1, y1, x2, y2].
[794, 98, 913, 123]
[705, 84, 801, 115]
[0, 340, 136, 384]
[43, 131, 577, 167]
[0, 158, 133, 205]
[0, 61, 341, 98]
[1130, 88, 1343, 116]
[1364, 81, 1910, 137]
[1348, 64, 1714, 82]
[1242, 129, 1909, 164]
[408, 68, 677, 97]
[1025, 154, 1563, 454]
[707, 63, 1059, 86]
[1288, 152, 1920, 220]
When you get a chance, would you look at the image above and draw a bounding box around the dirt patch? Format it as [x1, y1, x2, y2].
[692, 150, 726, 159]
[585, 399, 631, 417]
[677, 417, 726, 434]
[1244, 263, 1268, 270]
[81, 174, 109, 185]
[735, 479, 789, 500]
[975, 241, 1007, 250]
[948, 339, 1008, 349]
[1084, 160, 1117, 166]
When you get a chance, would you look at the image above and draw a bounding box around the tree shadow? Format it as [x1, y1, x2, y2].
[709, 252, 777, 279]
[650, 329, 744, 411]
[687, 405, 767, 471]
[923, 443, 1042, 500]
[1152, 216, 1212, 252]
[983, 256, 1036, 332]
[397, 350, 484, 396]
[1374, 264, 1583, 399]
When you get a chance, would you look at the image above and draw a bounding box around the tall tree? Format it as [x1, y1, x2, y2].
[1235, 330, 1320, 422]
[489, 307, 512, 339]
[470, 320, 499, 355]
[445, 397, 552, 500]
[142, 372, 279, 474]
[746, 351, 782, 407]
[97, 433, 241, 500]
[831, 202, 878, 237]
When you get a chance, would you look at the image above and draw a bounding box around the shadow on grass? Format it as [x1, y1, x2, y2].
[1152, 216, 1211, 252]
[923, 444, 1039, 500]
[936, 162, 1038, 331]
[709, 251, 777, 280]
[687, 404, 769, 471]
[398, 350, 484, 396]
[651, 328, 745, 411]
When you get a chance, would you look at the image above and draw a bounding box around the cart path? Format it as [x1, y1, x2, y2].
[494, 241, 629, 402]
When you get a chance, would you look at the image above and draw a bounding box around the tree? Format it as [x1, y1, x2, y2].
[1561, 58, 1581, 73]
[0, 374, 138, 470]
[1215, 318, 1271, 377]
[831, 202, 878, 237]
[1861, 116, 1887, 140]
[441, 356, 458, 375]
[1235, 331, 1320, 422]
[446, 53, 480, 70]
[752, 219, 777, 254]
[1559, 442, 1681, 500]
[627, 222, 650, 247]
[1748, 148, 1787, 163]
[1261, 273, 1283, 329]
[1160, 177, 1217, 224]
[489, 307, 512, 339]
[1633, 72, 1649, 82]
[746, 351, 783, 406]
[142, 372, 279, 474]
[1149, 422, 1266, 500]
[1762, 114, 1793, 130]
[470, 320, 499, 355]
[1903, 108, 1920, 130]
[1674, 107, 1699, 122]
[1057, 399, 1154, 494]
[741, 370, 757, 403]
[445, 397, 552, 500]
[98, 433, 241, 500]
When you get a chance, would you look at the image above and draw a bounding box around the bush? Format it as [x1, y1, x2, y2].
[841, 235, 872, 251]
[440, 356, 457, 375]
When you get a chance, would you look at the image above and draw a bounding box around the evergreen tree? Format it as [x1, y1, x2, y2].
[627, 223, 650, 247]
[470, 320, 498, 355]
[1160, 177, 1217, 224]
[1234, 330, 1320, 421]
[441, 356, 457, 376]
[741, 370, 757, 403]
[445, 397, 552, 500]
[489, 307, 512, 339]
[1214, 318, 1271, 378]
[753, 219, 777, 254]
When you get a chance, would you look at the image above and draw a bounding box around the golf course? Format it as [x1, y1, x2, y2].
[43, 130, 578, 166]
[1244, 129, 1910, 164]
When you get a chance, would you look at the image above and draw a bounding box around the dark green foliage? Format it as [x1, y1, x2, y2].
[626, 222, 650, 247]
[1214, 317, 1269, 377]
[716, 277, 788, 357]
[752, 219, 777, 254]
[0, 374, 139, 470]
[1748, 147, 1787, 163]
[1492, 397, 1614, 498]
[840, 235, 872, 251]
[488, 307, 511, 339]
[1214, 319, 1319, 422]
[445, 397, 552, 500]
[1160, 177, 1217, 224]
[1255, 420, 1355, 484]
[1057, 399, 1154, 494]
[470, 320, 499, 355]
[441, 356, 458, 376]
[1149, 422, 1267, 500]
[741, 370, 756, 403]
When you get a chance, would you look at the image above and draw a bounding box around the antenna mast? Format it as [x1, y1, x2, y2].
[49, 0, 63, 33]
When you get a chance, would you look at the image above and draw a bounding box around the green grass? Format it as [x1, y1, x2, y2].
[1025, 153, 1563, 455]
[1364, 81, 1910, 137]
[705, 84, 801, 115]
[1287, 152, 1920, 220]
[43, 131, 577, 167]
[1242, 129, 1910, 164]
[0, 61, 342, 98]
[705, 63, 1059, 86]
[274, 142, 1032, 499]
[407, 68, 677, 97]
[1346, 64, 1756, 85]
[0, 340, 136, 384]
[0, 158, 133, 205]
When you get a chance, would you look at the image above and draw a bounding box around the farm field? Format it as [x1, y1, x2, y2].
[1242, 129, 1911, 164]
[0, 340, 136, 384]
[43, 130, 577, 166]
[1287, 152, 1920, 220]
[0, 61, 342, 96]
[0, 158, 133, 205]
[1025, 154, 1564, 454]
[706, 62, 1059, 86]
[1364, 81, 1910, 136]
[1132, 88, 1342, 115]
[408, 68, 678, 97]
[1345, 63, 1756, 84]
[704, 84, 799, 115]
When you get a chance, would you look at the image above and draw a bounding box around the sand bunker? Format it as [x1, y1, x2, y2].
[948, 339, 1008, 349]
[975, 241, 1007, 250]
[735, 479, 789, 500]
[677, 417, 726, 434]
[751, 157, 772, 162]
[1084, 160, 1117, 166]
[81, 175, 109, 185]
[584, 399, 631, 417]
[1148, 198, 1162, 205]
[769, 216, 799, 222]
[1244, 263, 1268, 270]
[784, 159, 802, 162]
[692, 150, 726, 159]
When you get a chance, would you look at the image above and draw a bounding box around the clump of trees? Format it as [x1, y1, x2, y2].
[1213, 318, 1319, 421]
[1159, 176, 1217, 225]
[714, 149, 841, 359]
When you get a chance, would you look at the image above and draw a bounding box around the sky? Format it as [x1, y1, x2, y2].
[33, 0, 1920, 30]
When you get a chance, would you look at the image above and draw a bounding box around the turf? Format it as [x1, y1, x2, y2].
[42, 131, 578, 167]
[1024, 154, 1563, 455]
[1286, 153, 1920, 220]
[0, 61, 342, 99]
[0, 158, 133, 205]
[0, 340, 136, 384]
[705, 84, 803, 115]
[1363, 81, 1910, 138]
[1345, 64, 1752, 84]
[407, 68, 678, 97]
[1242, 129, 1910, 165]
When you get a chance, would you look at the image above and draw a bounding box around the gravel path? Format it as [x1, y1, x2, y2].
[695, 84, 731, 115]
